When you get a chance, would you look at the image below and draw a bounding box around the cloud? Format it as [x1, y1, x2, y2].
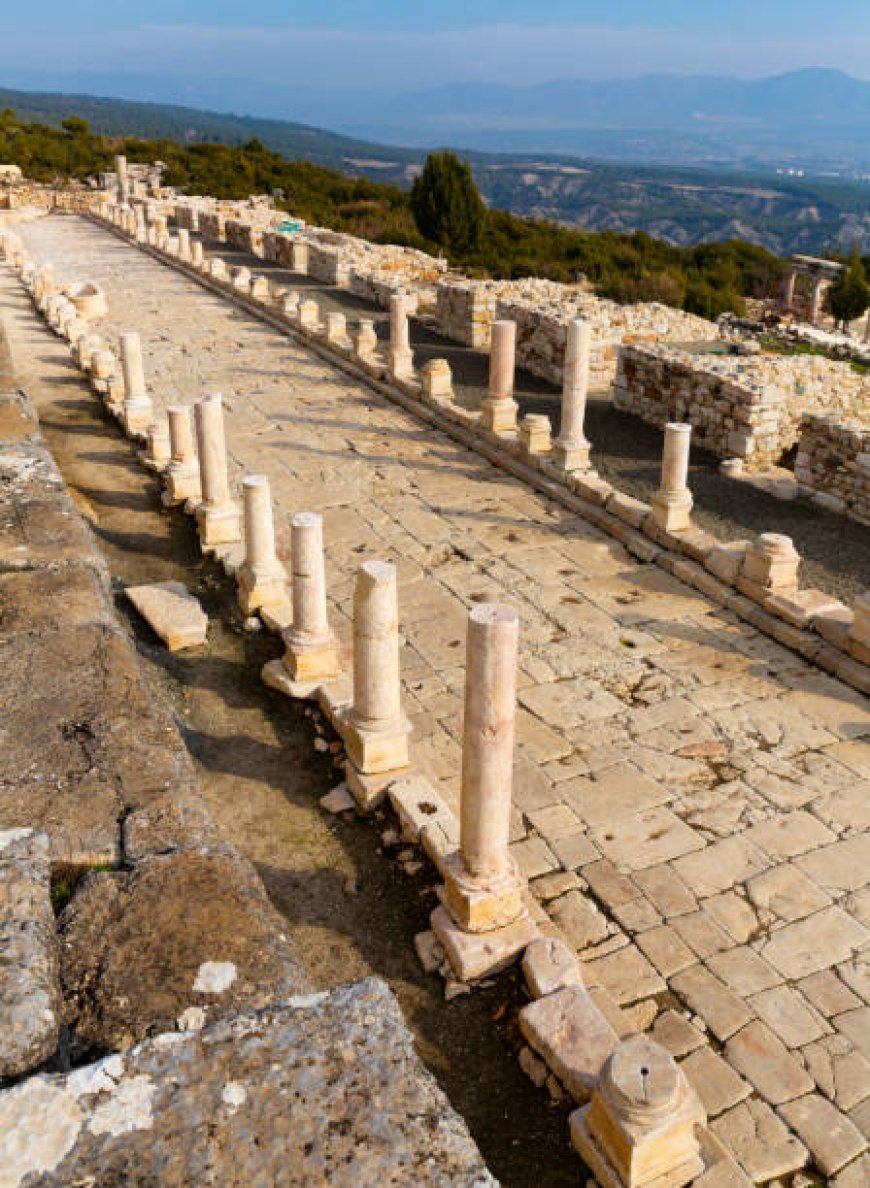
[2, 22, 870, 88]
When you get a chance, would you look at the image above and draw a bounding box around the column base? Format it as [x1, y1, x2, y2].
[570, 1108, 703, 1188]
[481, 397, 518, 434]
[440, 849, 526, 933]
[338, 709, 412, 775]
[389, 349, 415, 382]
[163, 465, 201, 507]
[431, 904, 538, 982]
[266, 631, 342, 698]
[346, 759, 414, 811]
[236, 564, 290, 615]
[195, 501, 242, 547]
[552, 437, 592, 473]
[651, 490, 693, 533]
[123, 400, 154, 439]
[262, 651, 341, 700]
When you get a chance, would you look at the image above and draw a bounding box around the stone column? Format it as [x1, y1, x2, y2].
[115, 154, 129, 203]
[570, 1037, 705, 1188]
[354, 319, 379, 365]
[193, 393, 241, 547]
[290, 240, 309, 274]
[481, 320, 518, 433]
[782, 269, 797, 311]
[298, 299, 320, 331]
[141, 418, 171, 472]
[389, 293, 415, 381]
[651, 423, 693, 532]
[441, 604, 526, 932]
[342, 562, 412, 807]
[264, 512, 340, 697]
[325, 311, 349, 347]
[164, 405, 201, 506]
[191, 241, 204, 269]
[553, 319, 592, 471]
[739, 533, 800, 599]
[420, 358, 454, 404]
[237, 475, 290, 614]
[177, 228, 191, 262]
[864, 311, 870, 344]
[810, 277, 827, 325]
[120, 331, 154, 436]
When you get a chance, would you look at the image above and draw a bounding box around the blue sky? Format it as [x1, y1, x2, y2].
[3, 2, 870, 86]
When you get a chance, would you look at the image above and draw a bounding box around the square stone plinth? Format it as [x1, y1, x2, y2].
[262, 653, 339, 701]
[440, 850, 526, 933]
[570, 1107, 704, 1188]
[339, 711, 411, 776]
[346, 761, 414, 811]
[430, 904, 538, 982]
[519, 985, 619, 1102]
[195, 501, 241, 547]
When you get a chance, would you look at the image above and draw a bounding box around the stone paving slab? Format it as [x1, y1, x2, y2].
[11, 214, 870, 1181]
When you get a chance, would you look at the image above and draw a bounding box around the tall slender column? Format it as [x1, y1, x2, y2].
[389, 293, 415, 380]
[163, 405, 200, 506]
[263, 512, 341, 697]
[342, 563, 411, 807]
[440, 604, 526, 932]
[553, 319, 593, 471]
[120, 331, 153, 436]
[782, 270, 797, 310]
[142, 417, 171, 472]
[810, 277, 827, 324]
[237, 475, 289, 614]
[193, 393, 241, 547]
[115, 154, 129, 204]
[481, 320, 518, 433]
[177, 228, 191, 262]
[190, 240, 204, 268]
[651, 423, 693, 532]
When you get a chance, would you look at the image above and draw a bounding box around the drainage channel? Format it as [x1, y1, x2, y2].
[11, 293, 581, 1186]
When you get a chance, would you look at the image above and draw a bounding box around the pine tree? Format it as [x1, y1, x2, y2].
[829, 250, 870, 331]
[410, 151, 486, 255]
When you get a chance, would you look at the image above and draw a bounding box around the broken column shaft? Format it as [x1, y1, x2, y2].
[343, 562, 411, 808]
[164, 405, 200, 506]
[553, 318, 592, 471]
[389, 293, 415, 380]
[193, 393, 241, 547]
[441, 604, 526, 931]
[120, 331, 153, 437]
[651, 422, 693, 532]
[481, 320, 518, 433]
[237, 475, 289, 614]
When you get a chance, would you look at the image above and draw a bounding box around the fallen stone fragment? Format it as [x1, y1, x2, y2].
[522, 936, 583, 998]
[414, 930, 445, 974]
[0, 829, 61, 1078]
[0, 979, 496, 1186]
[125, 580, 208, 651]
[518, 984, 619, 1102]
[319, 783, 355, 814]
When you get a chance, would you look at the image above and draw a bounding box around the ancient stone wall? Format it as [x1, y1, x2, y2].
[436, 282, 496, 348]
[1, 185, 102, 213]
[796, 412, 870, 524]
[615, 343, 870, 468]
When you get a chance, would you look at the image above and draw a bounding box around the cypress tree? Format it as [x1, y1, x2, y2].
[410, 151, 486, 255]
[829, 250, 870, 330]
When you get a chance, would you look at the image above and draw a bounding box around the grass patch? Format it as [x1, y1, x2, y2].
[50, 862, 114, 914]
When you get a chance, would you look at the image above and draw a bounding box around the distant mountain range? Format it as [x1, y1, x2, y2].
[3, 67, 870, 171]
[2, 79, 869, 255]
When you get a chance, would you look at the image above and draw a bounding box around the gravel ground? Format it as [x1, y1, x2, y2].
[206, 241, 870, 605]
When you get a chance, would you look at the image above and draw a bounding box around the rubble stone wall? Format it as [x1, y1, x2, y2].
[615, 343, 870, 468]
[225, 219, 264, 257]
[795, 413, 870, 524]
[436, 282, 496, 348]
[1, 185, 102, 213]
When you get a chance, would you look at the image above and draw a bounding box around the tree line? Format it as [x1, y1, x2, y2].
[3, 111, 868, 323]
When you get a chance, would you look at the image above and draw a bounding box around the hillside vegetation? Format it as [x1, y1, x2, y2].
[0, 108, 798, 317]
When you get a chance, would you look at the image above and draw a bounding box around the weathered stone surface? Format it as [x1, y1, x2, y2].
[522, 937, 583, 998]
[681, 1046, 752, 1118]
[125, 580, 208, 651]
[59, 846, 307, 1057]
[431, 903, 539, 982]
[0, 829, 61, 1078]
[711, 1099, 808, 1181]
[725, 1020, 814, 1105]
[779, 1094, 868, 1177]
[519, 985, 619, 1102]
[0, 979, 496, 1186]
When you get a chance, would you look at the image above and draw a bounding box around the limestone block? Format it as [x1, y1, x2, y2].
[519, 985, 620, 1102]
[0, 829, 61, 1078]
[420, 358, 454, 403]
[125, 581, 208, 651]
[519, 414, 552, 455]
[67, 281, 107, 320]
[740, 533, 800, 594]
[431, 903, 539, 983]
[388, 775, 456, 843]
[0, 980, 495, 1185]
[522, 937, 583, 998]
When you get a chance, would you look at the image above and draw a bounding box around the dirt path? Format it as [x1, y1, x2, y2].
[0, 265, 579, 1186]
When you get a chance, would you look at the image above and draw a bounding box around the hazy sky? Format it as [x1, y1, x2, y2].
[4, 1, 870, 87]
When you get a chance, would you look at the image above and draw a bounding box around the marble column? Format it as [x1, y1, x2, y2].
[782, 269, 797, 310]
[191, 241, 204, 268]
[177, 228, 191, 262]
[342, 562, 412, 807]
[120, 331, 154, 436]
[553, 319, 592, 471]
[651, 423, 693, 532]
[441, 604, 526, 932]
[164, 405, 201, 506]
[193, 393, 241, 547]
[810, 277, 827, 325]
[237, 475, 289, 614]
[267, 512, 341, 696]
[115, 154, 129, 203]
[481, 321, 518, 433]
[389, 294, 415, 380]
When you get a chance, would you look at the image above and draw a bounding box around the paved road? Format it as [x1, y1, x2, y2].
[14, 213, 870, 1183]
[207, 237, 870, 605]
